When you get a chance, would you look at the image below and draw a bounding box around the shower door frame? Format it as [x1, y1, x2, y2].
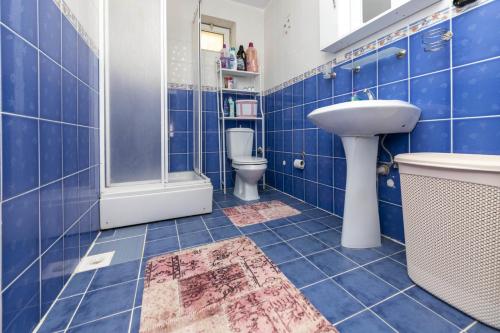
[192, 0, 203, 175]
[98, 0, 213, 229]
[100, 0, 169, 190]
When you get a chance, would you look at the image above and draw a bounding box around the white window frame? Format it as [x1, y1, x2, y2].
[200, 23, 231, 52]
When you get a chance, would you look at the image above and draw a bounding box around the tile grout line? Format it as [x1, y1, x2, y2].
[37, 0, 42, 318]
[0, 21, 99, 94]
[294, 249, 407, 292]
[367, 308, 399, 332]
[199, 215, 217, 243]
[266, 181, 405, 246]
[64, 309, 132, 331]
[263, 9, 500, 211]
[449, 13, 455, 153]
[2, 198, 100, 294]
[57, 278, 138, 302]
[407, 32, 412, 152]
[260, 223, 399, 328]
[96, 234, 145, 245]
[332, 285, 414, 327]
[461, 321, 478, 333]
[128, 222, 147, 333]
[1, 162, 100, 205]
[140, 195, 415, 321]
[262, 0, 493, 95]
[34, 227, 103, 332]
[403, 289, 466, 331]
[330, 278, 390, 326]
[58, 3, 67, 330]
[11, 1, 500, 332]
[3, 294, 39, 332]
[261, 209, 465, 332]
[38, 191, 478, 331]
[173, 219, 182, 251]
[0, 11, 3, 330]
[62, 270, 98, 332]
[266, 185, 346, 222]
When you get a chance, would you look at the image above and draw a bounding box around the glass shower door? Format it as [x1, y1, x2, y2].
[192, 0, 203, 175]
[104, 0, 167, 186]
[100, 0, 212, 229]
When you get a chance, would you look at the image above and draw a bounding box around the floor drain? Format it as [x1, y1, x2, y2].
[76, 252, 115, 273]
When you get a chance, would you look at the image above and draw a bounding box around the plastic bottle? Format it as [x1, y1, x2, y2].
[220, 44, 228, 68]
[228, 97, 235, 117]
[229, 47, 237, 70]
[246, 42, 259, 72]
[223, 98, 230, 116]
[237, 45, 246, 71]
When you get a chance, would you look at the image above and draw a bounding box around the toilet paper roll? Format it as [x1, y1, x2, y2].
[293, 159, 305, 170]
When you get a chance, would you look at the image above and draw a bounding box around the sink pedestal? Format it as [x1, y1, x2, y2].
[341, 136, 381, 248]
[306, 100, 421, 248]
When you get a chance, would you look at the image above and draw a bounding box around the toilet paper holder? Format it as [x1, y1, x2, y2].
[293, 152, 306, 170]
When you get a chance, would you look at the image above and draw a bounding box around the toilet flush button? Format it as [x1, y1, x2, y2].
[387, 179, 395, 188]
[282, 160, 286, 166]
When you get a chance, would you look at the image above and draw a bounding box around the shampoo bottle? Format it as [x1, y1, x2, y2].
[229, 47, 237, 70]
[237, 45, 246, 71]
[246, 42, 259, 72]
[220, 44, 228, 68]
[228, 97, 235, 117]
[223, 98, 230, 116]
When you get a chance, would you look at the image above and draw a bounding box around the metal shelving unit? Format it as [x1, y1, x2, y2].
[216, 60, 265, 194]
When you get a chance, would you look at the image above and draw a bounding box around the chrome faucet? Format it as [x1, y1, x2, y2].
[363, 88, 376, 100]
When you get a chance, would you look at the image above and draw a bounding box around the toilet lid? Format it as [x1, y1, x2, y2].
[232, 156, 267, 165]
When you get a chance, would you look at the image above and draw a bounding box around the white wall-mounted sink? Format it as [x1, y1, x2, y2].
[308, 100, 421, 248]
[308, 100, 421, 136]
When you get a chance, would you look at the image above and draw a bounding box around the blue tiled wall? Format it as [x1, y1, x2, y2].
[168, 89, 194, 173]
[264, 1, 500, 243]
[0, 1, 100, 331]
[168, 88, 263, 190]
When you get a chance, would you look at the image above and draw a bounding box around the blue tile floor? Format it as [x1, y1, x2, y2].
[36, 189, 498, 333]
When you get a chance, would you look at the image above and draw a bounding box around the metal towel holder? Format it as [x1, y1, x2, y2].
[422, 27, 453, 52]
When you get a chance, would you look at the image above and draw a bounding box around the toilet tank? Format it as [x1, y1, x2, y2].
[226, 128, 254, 159]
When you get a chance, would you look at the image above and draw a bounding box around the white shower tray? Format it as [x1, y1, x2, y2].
[100, 171, 213, 229]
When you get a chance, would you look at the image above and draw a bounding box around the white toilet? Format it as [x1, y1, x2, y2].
[226, 128, 267, 201]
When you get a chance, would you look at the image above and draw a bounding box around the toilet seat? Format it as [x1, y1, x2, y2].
[230, 156, 267, 201]
[225, 128, 267, 201]
[232, 156, 267, 165]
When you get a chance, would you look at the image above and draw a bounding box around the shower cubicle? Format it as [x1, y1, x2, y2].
[99, 0, 212, 229]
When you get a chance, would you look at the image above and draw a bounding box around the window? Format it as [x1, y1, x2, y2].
[201, 30, 224, 52]
[201, 23, 230, 52]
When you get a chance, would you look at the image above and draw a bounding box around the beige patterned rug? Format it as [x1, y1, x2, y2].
[222, 200, 300, 227]
[140, 236, 337, 333]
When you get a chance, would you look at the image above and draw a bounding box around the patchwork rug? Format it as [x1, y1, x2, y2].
[140, 236, 337, 333]
[222, 200, 300, 227]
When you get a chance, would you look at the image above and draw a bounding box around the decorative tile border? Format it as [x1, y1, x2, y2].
[353, 40, 377, 58]
[378, 27, 409, 48]
[168, 82, 193, 90]
[319, 59, 336, 72]
[52, 0, 99, 55]
[171, 1, 493, 97]
[452, 0, 492, 16]
[167, 82, 219, 92]
[264, 2, 489, 95]
[304, 68, 319, 80]
[202, 85, 219, 92]
[335, 51, 353, 66]
[409, 7, 450, 35]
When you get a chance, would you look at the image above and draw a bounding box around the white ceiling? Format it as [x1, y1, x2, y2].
[230, 0, 271, 9]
